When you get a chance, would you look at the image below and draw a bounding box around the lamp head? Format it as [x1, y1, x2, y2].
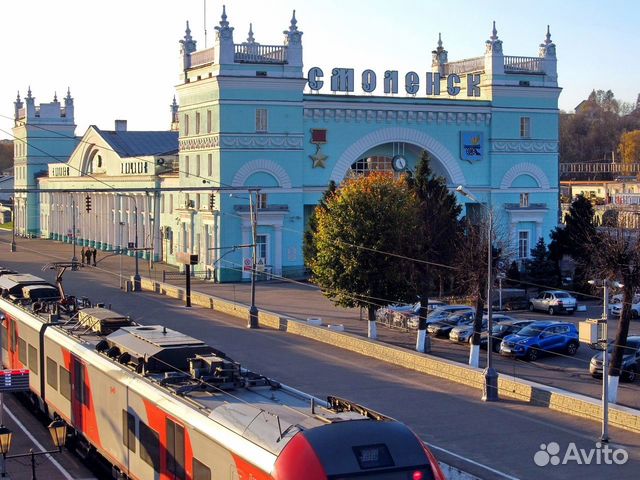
[0, 425, 12, 455]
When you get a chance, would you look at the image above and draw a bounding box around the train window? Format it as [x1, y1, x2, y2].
[192, 458, 211, 480]
[10, 321, 17, 352]
[59, 367, 71, 400]
[46, 357, 58, 389]
[28, 345, 38, 375]
[166, 418, 185, 479]
[139, 422, 160, 472]
[17, 338, 26, 365]
[1, 323, 7, 350]
[122, 410, 136, 453]
[73, 360, 89, 406]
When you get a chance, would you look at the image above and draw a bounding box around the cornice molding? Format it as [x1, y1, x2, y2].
[180, 133, 304, 151]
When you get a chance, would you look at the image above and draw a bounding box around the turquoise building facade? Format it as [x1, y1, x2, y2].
[14, 7, 560, 282]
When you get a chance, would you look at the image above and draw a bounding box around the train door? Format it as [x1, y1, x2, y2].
[71, 354, 87, 433]
[166, 418, 186, 480]
[4, 314, 19, 369]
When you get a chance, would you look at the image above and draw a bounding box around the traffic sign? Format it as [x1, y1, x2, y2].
[243, 258, 252, 272]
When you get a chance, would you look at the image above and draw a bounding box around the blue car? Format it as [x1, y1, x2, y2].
[499, 320, 579, 361]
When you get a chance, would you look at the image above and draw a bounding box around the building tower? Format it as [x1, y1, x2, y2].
[12, 88, 78, 236]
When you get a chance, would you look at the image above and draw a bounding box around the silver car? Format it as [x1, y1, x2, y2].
[449, 314, 514, 343]
[528, 290, 577, 315]
[406, 305, 473, 329]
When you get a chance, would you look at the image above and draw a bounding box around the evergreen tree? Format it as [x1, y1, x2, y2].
[525, 238, 557, 290]
[303, 181, 336, 268]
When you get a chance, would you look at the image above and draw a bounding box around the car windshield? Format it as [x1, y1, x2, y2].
[554, 292, 570, 298]
[607, 339, 640, 353]
[516, 325, 546, 337]
[492, 324, 511, 333]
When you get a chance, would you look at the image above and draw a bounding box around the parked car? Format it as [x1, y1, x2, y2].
[449, 314, 514, 343]
[528, 290, 577, 315]
[480, 319, 535, 352]
[427, 311, 475, 338]
[407, 305, 473, 329]
[500, 321, 579, 361]
[589, 336, 640, 382]
[376, 300, 446, 326]
[609, 299, 640, 319]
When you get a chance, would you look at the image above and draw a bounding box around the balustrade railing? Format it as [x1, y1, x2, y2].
[504, 56, 544, 73]
[234, 44, 287, 64]
[443, 56, 484, 75]
[190, 48, 215, 68]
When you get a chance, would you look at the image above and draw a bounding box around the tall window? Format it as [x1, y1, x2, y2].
[184, 114, 190, 136]
[166, 419, 185, 480]
[195, 154, 201, 177]
[184, 155, 190, 178]
[195, 112, 200, 134]
[207, 110, 212, 133]
[518, 231, 530, 259]
[520, 192, 529, 208]
[256, 234, 267, 262]
[255, 109, 268, 132]
[207, 153, 212, 177]
[520, 117, 530, 138]
[256, 193, 268, 209]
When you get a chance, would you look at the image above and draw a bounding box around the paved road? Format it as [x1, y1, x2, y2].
[1, 232, 640, 480]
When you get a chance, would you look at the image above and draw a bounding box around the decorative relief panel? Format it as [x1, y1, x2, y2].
[180, 134, 304, 151]
[491, 140, 558, 153]
[303, 108, 491, 126]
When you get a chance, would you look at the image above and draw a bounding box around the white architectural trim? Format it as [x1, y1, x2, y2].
[232, 159, 293, 188]
[500, 162, 551, 190]
[330, 127, 466, 185]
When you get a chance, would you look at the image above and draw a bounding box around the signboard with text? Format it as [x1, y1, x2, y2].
[0, 369, 30, 392]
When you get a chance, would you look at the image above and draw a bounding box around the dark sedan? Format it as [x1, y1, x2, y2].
[427, 311, 475, 338]
[481, 319, 535, 352]
[589, 336, 640, 382]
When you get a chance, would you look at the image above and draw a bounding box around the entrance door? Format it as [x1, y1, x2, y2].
[71, 355, 86, 432]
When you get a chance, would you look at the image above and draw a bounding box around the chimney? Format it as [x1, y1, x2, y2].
[115, 119, 127, 132]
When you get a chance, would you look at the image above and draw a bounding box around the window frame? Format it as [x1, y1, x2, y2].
[518, 230, 530, 259]
[520, 116, 531, 138]
[255, 108, 268, 133]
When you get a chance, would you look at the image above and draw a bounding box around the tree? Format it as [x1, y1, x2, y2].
[506, 260, 521, 288]
[618, 130, 640, 165]
[310, 172, 422, 339]
[0, 141, 13, 173]
[587, 226, 640, 404]
[524, 238, 557, 290]
[303, 180, 336, 268]
[407, 151, 461, 352]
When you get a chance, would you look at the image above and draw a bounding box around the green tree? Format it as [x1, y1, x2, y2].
[524, 238, 557, 290]
[303, 180, 336, 268]
[407, 151, 461, 352]
[0, 141, 13, 173]
[310, 172, 421, 339]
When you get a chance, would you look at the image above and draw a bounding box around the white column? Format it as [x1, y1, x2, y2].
[274, 225, 282, 276]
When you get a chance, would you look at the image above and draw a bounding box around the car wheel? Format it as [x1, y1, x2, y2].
[529, 303, 535, 312]
[548, 306, 555, 316]
[566, 342, 578, 356]
[527, 347, 539, 361]
[624, 366, 637, 383]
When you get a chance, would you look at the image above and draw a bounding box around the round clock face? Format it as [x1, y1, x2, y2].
[392, 155, 407, 171]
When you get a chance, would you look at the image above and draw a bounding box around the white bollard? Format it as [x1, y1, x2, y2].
[306, 317, 323, 326]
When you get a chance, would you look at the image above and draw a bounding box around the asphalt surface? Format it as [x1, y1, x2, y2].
[1, 231, 639, 480]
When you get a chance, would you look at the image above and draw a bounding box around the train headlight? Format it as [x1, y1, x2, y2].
[412, 470, 425, 480]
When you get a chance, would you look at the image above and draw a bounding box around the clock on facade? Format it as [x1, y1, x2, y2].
[391, 154, 407, 172]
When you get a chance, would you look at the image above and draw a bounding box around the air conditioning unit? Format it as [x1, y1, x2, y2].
[184, 199, 194, 209]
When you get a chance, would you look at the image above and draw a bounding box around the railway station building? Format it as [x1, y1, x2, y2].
[12, 7, 561, 282]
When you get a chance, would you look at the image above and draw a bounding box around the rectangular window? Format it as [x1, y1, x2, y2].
[195, 155, 201, 177]
[18, 337, 26, 365]
[256, 193, 268, 209]
[518, 231, 530, 259]
[206, 110, 212, 133]
[122, 410, 136, 453]
[166, 419, 185, 479]
[28, 344, 38, 375]
[207, 153, 212, 177]
[1, 323, 7, 351]
[256, 234, 268, 262]
[193, 458, 212, 480]
[184, 156, 190, 178]
[184, 114, 189, 136]
[255, 109, 268, 132]
[59, 367, 71, 400]
[169, 194, 174, 214]
[46, 357, 58, 389]
[195, 112, 201, 135]
[139, 422, 160, 471]
[520, 193, 529, 208]
[520, 117, 530, 138]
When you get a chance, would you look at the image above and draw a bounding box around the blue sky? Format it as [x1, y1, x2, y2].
[1, 0, 638, 139]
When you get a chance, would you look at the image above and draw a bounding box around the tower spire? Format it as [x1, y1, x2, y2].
[180, 20, 197, 54]
[485, 20, 503, 54]
[247, 23, 255, 44]
[53, 91, 58, 102]
[431, 32, 448, 73]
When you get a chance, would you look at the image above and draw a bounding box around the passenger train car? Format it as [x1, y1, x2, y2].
[0, 268, 445, 480]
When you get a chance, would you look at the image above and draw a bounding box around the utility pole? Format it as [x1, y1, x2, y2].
[71, 195, 78, 269]
[9, 196, 16, 252]
[248, 188, 260, 328]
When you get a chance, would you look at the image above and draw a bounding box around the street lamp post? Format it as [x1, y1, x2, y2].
[248, 189, 259, 329]
[71, 195, 78, 270]
[0, 419, 67, 479]
[9, 197, 16, 252]
[456, 185, 499, 401]
[118, 194, 141, 291]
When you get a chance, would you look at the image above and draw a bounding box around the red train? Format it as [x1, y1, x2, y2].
[0, 269, 445, 480]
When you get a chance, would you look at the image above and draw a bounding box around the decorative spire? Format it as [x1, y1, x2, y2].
[485, 20, 503, 55]
[539, 24, 556, 58]
[53, 91, 58, 102]
[283, 9, 303, 45]
[66, 87, 72, 99]
[432, 33, 448, 69]
[247, 23, 255, 44]
[215, 5, 234, 40]
[16, 91, 20, 102]
[437, 32, 443, 49]
[27, 86, 32, 98]
[180, 20, 197, 54]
